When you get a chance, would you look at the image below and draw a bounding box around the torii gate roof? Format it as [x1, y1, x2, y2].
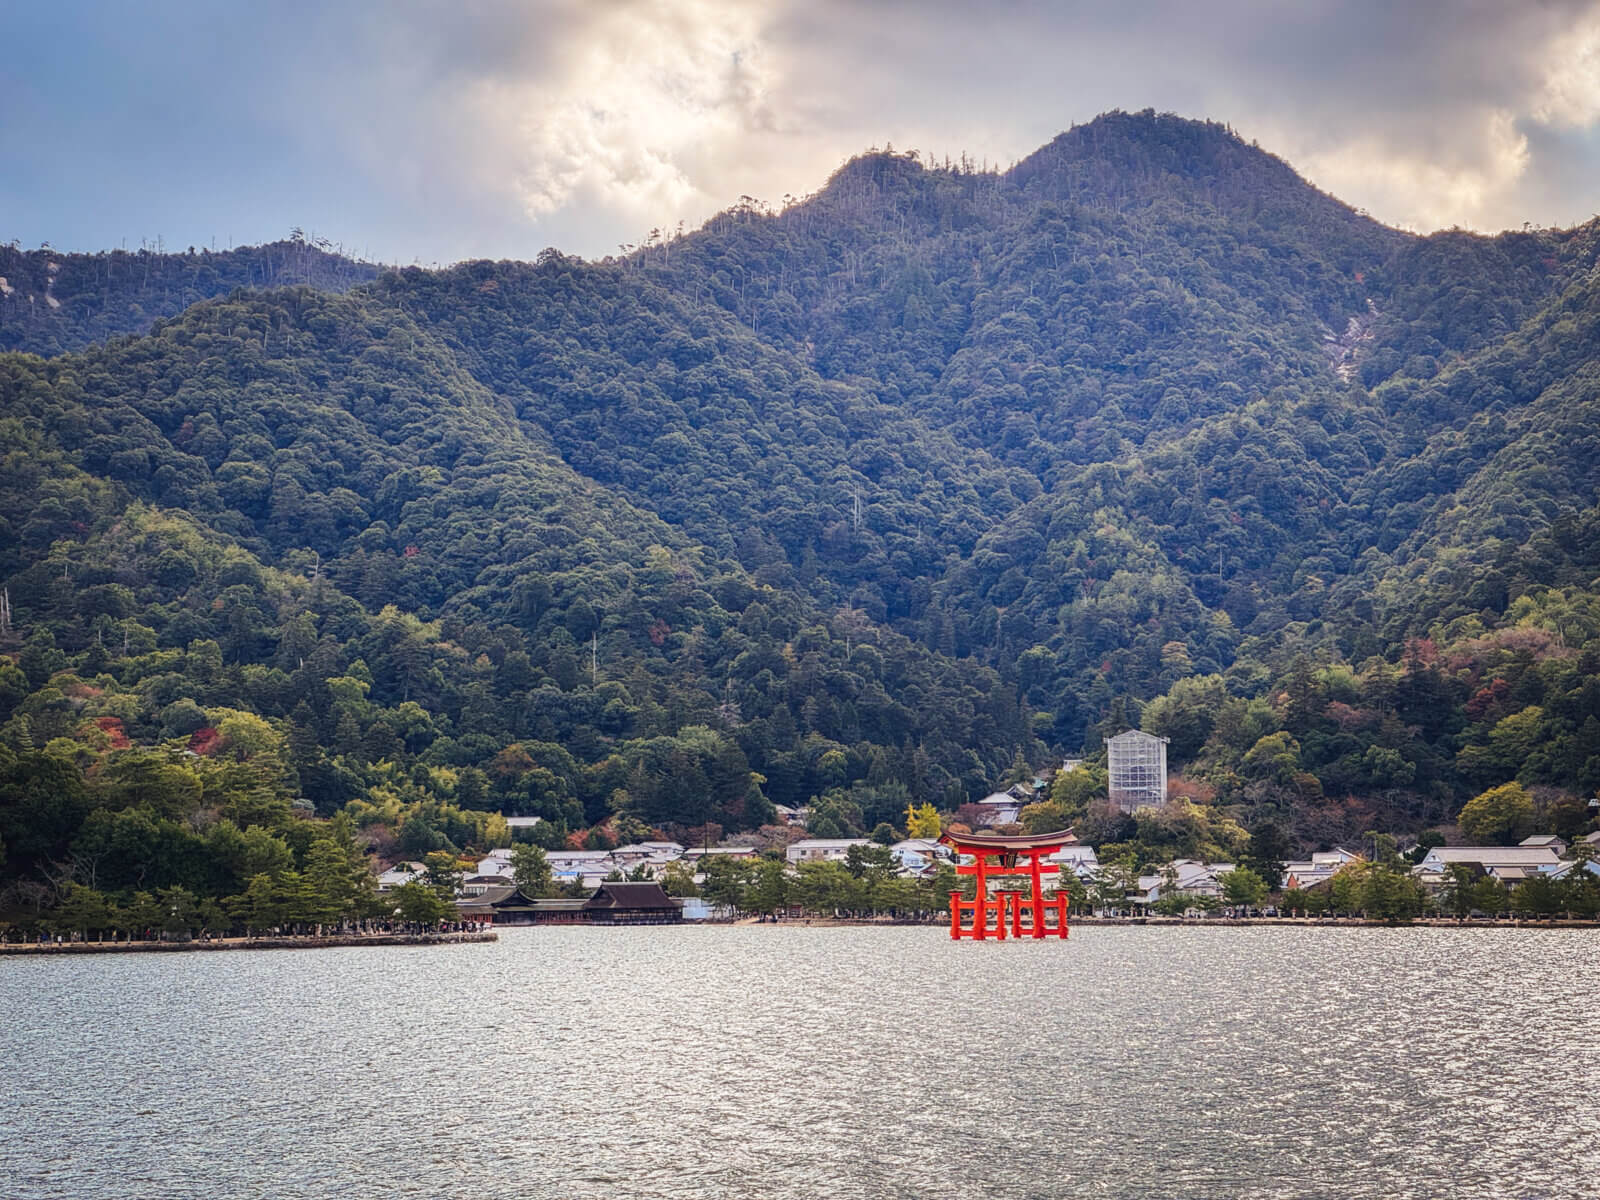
[939, 829, 1078, 853]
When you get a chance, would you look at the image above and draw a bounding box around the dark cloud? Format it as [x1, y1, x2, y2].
[3, 0, 1598, 261]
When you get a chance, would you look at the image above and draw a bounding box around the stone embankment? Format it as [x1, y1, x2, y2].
[0, 930, 497, 956]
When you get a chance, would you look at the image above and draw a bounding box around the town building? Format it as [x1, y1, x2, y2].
[1519, 834, 1568, 855]
[785, 838, 870, 864]
[1282, 847, 1361, 890]
[1412, 844, 1565, 889]
[971, 792, 1024, 825]
[1105, 729, 1169, 812]
[889, 838, 951, 875]
[1133, 859, 1236, 906]
[681, 846, 757, 863]
[376, 861, 425, 892]
[1046, 844, 1099, 881]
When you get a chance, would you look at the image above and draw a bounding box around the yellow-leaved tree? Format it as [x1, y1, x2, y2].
[905, 802, 942, 839]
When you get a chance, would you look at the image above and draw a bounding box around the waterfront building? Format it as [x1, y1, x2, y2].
[583, 881, 683, 924]
[1105, 729, 1169, 812]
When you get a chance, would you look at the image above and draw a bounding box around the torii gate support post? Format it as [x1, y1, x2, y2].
[973, 849, 988, 940]
[1030, 852, 1045, 938]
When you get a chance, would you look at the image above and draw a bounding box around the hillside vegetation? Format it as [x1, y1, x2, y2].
[4, 110, 1599, 927]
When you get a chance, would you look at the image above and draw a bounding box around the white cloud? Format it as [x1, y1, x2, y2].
[1291, 111, 1533, 231]
[1533, 7, 1600, 126]
[454, 1, 781, 246]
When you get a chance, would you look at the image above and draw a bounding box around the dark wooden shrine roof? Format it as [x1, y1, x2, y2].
[457, 886, 538, 910]
[939, 829, 1077, 852]
[583, 881, 678, 911]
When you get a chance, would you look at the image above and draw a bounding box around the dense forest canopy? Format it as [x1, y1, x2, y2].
[4, 110, 1600, 925]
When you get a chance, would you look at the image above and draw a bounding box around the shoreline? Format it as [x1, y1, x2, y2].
[0, 930, 498, 957]
[720, 915, 1600, 930]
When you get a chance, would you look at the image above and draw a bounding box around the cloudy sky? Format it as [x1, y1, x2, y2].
[6, 0, 1600, 264]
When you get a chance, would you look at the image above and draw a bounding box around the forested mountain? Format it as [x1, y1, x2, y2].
[4, 109, 1600, 926]
[0, 236, 378, 357]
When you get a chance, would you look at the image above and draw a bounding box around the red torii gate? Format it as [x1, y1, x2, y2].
[940, 829, 1074, 940]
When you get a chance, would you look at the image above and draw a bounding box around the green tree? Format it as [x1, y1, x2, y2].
[1470, 877, 1508, 917]
[1241, 822, 1291, 891]
[660, 860, 699, 897]
[1458, 782, 1535, 845]
[510, 843, 553, 897]
[391, 879, 453, 926]
[1438, 864, 1479, 919]
[156, 885, 199, 939]
[745, 858, 789, 918]
[1221, 866, 1268, 908]
[1509, 872, 1564, 918]
[1050, 765, 1108, 819]
[1360, 867, 1425, 921]
[423, 850, 464, 899]
[304, 820, 372, 924]
[228, 872, 282, 934]
[1563, 866, 1600, 919]
[126, 891, 165, 940]
[51, 883, 114, 940]
[700, 855, 750, 912]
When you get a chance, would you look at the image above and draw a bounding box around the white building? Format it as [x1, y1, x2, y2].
[1414, 845, 1562, 874]
[785, 838, 870, 864]
[475, 849, 514, 877]
[682, 846, 757, 863]
[1105, 729, 1168, 812]
[889, 838, 951, 874]
[376, 861, 425, 892]
[1046, 844, 1100, 881]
